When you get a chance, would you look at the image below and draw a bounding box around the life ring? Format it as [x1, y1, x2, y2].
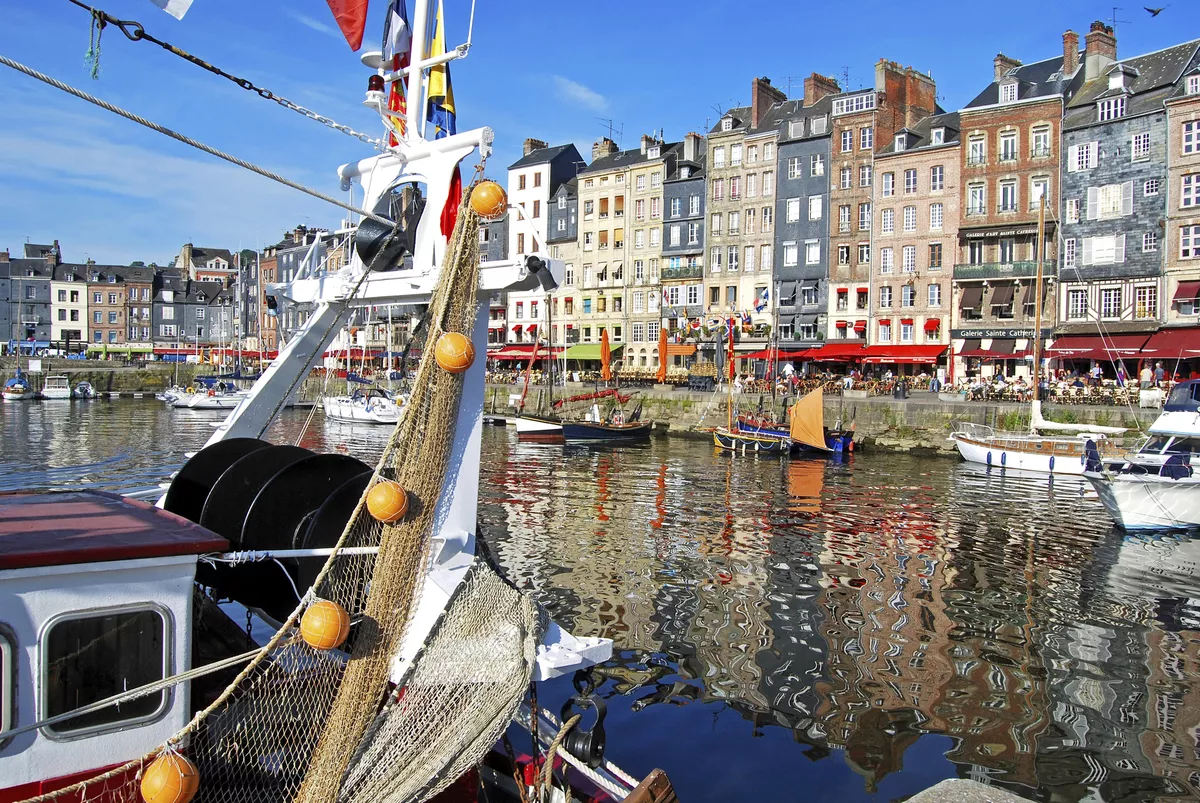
[612, 411, 624, 425]
[185, 386, 194, 394]
[208, 389, 216, 397]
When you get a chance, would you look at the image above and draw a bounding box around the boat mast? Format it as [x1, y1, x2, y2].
[1031, 195, 1046, 415]
[726, 321, 733, 431]
[546, 289, 554, 410]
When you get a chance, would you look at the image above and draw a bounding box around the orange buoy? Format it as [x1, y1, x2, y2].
[300, 599, 351, 650]
[141, 753, 199, 803]
[367, 480, 410, 522]
[469, 180, 508, 220]
[434, 332, 475, 374]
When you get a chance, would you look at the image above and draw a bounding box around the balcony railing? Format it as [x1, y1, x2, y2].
[967, 156, 986, 166]
[662, 264, 704, 280]
[1030, 147, 1052, 158]
[953, 260, 1057, 280]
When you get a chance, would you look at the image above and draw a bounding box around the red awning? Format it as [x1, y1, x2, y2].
[859, 345, 948, 364]
[511, 324, 521, 331]
[526, 324, 538, 332]
[924, 319, 941, 332]
[835, 320, 848, 328]
[1047, 334, 1151, 361]
[836, 287, 849, 293]
[809, 343, 869, 361]
[900, 318, 914, 326]
[1141, 326, 1200, 358]
[1173, 282, 1200, 302]
[490, 345, 564, 361]
[853, 320, 867, 332]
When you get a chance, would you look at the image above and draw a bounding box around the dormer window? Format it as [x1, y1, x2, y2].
[931, 128, 945, 145]
[90, 273, 99, 282]
[1188, 75, 1199, 95]
[999, 81, 1018, 103]
[647, 146, 660, 158]
[680, 166, 691, 178]
[894, 134, 906, 152]
[721, 117, 734, 132]
[107, 275, 116, 284]
[789, 120, 804, 138]
[1098, 97, 1126, 121]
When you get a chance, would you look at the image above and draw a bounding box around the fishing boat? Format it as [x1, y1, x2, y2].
[787, 387, 854, 456]
[324, 386, 405, 424]
[1085, 379, 1200, 529]
[2, 373, 35, 401]
[949, 198, 1126, 475]
[512, 336, 565, 441]
[0, 2, 675, 801]
[74, 381, 97, 399]
[40, 375, 72, 400]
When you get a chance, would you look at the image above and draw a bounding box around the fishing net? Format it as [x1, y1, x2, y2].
[21, 186, 542, 803]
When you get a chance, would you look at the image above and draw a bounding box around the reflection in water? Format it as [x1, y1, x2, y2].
[4, 401, 1200, 802]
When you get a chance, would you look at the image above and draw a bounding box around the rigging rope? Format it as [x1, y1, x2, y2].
[0, 53, 395, 228]
[64, 0, 385, 148]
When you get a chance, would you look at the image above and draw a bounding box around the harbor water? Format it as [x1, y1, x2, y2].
[3, 399, 1199, 802]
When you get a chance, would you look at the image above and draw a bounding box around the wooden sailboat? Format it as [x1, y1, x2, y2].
[513, 301, 565, 441]
[714, 322, 789, 454]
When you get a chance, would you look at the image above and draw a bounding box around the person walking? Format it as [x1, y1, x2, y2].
[1140, 363, 1153, 390]
[1154, 362, 1165, 387]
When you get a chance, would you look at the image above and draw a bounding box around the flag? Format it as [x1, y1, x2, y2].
[440, 161, 462, 239]
[324, 0, 369, 50]
[662, 288, 671, 308]
[147, 0, 193, 19]
[754, 286, 769, 313]
[382, 0, 412, 143]
[426, 0, 456, 139]
[689, 318, 701, 331]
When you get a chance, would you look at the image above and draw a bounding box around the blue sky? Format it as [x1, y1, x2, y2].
[2, 0, 1198, 265]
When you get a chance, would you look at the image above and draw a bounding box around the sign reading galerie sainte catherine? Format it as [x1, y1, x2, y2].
[951, 328, 1054, 339]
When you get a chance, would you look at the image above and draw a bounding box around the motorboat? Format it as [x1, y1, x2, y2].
[513, 412, 565, 441]
[73, 381, 97, 399]
[323, 387, 405, 425]
[172, 383, 248, 410]
[156, 384, 187, 402]
[561, 403, 653, 442]
[40, 375, 72, 400]
[1085, 379, 1200, 529]
[2, 373, 35, 401]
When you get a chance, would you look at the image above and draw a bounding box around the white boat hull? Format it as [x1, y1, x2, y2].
[323, 396, 401, 425]
[514, 415, 563, 440]
[2, 390, 34, 401]
[173, 392, 245, 410]
[1086, 472, 1200, 530]
[40, 388, 72, 400]
[950, 434, 1088, 475]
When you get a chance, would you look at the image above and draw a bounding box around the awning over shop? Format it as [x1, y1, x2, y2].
[779, 281, 797, 303]
[666, 343, 696, 357]
[852, 320, 867, 333]
[990, 285, 1015, 306]
[959, 286, 983, 309]
[809, 343, 869, 361]
[563, 343, 624, 360]
[956, 338, 982, 355]
[900, 318, 915, 326]
[859, 345, 948, 364]
[1046, 334, 1151, 361]
[989, 338, 1016, 355]
[490, 345, 564, 361]
[834, 320, 848, 328]
[924, 319, 941, 332]
[1173, 282, 1200, 303]
[1141, 326, 1200, 359]
[958, 338, 1029, 359]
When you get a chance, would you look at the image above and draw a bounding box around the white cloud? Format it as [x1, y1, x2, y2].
[285, 10, 343, 39]
[551, 76, 607, 112]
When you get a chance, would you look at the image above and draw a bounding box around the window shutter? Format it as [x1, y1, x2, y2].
[1089, 142, 1099, 168]
[1087, 187, 1100, 220]
[1115, 233, 1126, 263]
[1121, 181, 1134, 216]
[1082, 237, 1093, 265]
[1067, 145, 1079, 172]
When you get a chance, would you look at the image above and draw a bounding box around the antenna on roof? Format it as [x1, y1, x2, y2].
[781, 76, 804, 97]
[595, 117, 624, 145]
[1110, 6, 1131, 27]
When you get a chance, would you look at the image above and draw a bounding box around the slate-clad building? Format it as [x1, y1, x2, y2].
[775, 87, 836, 346]
[547, 177, 580, 347]
[9, 258, 54, 348]
[1058, 36, 1200, 356]
[660, 133, 706, 365]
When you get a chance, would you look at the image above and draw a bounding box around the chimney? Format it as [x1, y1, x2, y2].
[51, 239, 61, 267]
[640, 134, 654, 154]
[1084, 21, 1117, 80]
[803, 72, 840, 107]
[522, 137, 548, 157]
[1063, 30, 1080, 76]
[294, 225, 308, 243]
[592, 137, 618, 161]
[181, 243, 194, 280]
[994, 53, 1022, 81]
[751, 76, 786, 128]
[683, 132, 701, 163]
[873, 61, 937, 134]
[901, 67, 937, 129]
[0, 249, 8, 264]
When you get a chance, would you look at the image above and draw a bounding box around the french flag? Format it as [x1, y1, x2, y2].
[754, 286, 769, 313]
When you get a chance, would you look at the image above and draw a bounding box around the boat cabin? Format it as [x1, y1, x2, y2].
[0, 491, 227, 799]
[1164, 379, 1200, 413]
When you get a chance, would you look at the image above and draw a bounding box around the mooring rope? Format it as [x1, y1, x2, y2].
[0, 53, 394, 227]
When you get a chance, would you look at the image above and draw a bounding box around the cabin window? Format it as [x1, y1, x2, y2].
[0, 627, 13, 741]
[41, 605, 170, 737]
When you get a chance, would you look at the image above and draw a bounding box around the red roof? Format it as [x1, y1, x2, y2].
[859, 345, 948, 364]
[1142, 326, 1200, 358]
[0, 491, 228, 570]
[1047, 334, 1151, 361]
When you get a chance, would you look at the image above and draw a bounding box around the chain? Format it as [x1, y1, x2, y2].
[64, 0, 385, 149]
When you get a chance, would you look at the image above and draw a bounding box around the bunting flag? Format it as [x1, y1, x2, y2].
[147, 0, 193, 19]
[440, 162, 462, 239]
[662, 288, 671, 308]
[426, 0, 457, 139]
[754, 286, 769, 313]
[382, 0, 411, 143]
[324, 0, 370, 50]
[727, 318, 736, 381]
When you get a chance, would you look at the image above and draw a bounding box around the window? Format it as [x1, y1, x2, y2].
[840, 167, 852, 189]
[894, 134, 907, 152]
[839, 205, 851, 233]
[565, 266, 575, 286]
[787, 157, 803, 179]
[811, 154, 825, 176]
[517, 233, 526, 253]
[879, 286, 893, 308]
[57, 288, 66, 302]
[858, 244, 870, 264]
[902, 169, 917, 195]
[93, 330, 102, 342]
[880, 172, 895, 197]
[1068, 289, 1088, 320]
[1183, 225, 1200, 258]
[1066, 198, 1080, 223]
[1031, 125, 1051, 157]
[727, 212, 739, 235]
[1131, 132, 1151, 161]
[1069, 142, 1098, 171]
[786, 198, 801, 223]
[800, 286, 818, 306]
[556, 218, 567, 233]
[838, 244, 851, 266]
[880, 247, 894, 274]
[859, 165, 872, 187]
[761, 246, 772, 271]
[746, 174, 758, 197]
[762, 171, 773, 195]
[57, 308, 66, 321]
[1136, 285, 1158, 319]
[745, 246, 756, 271]
[999, 131, 1018, 162]
[841, 130, 853, 152]
[747, 145, 758, 164]
[1000, 82, 1018, 103]
[713, 146, 726, 167]
[968, 183, 986, 215]
[1064, 238, 1077, 268]
[900, 322, 914, 342]
[999, 180, 1017, 212]
[902, 246, 916, 272]
[998, 238, 1015, 264]
[651, 171, 662, 188]
[832, 93, 876, 115]
[669, 224, 680, 246]
[1185, 121, 1198, 155]
[930, 165, 944, 191]
[584, 200, 594, 219]
[162, 307, 174, 320]
[1144, 232, 1159, 252]
[727, 246, 739, 272]
[901, 285, 915, 307]
[1144, 179, 1160, 197]
[1091, 181, 1134, 218]
[746, 208, 756, 234]
[689, 195, 700, 215]
[730, 144, 742, 166]
[783, 243, 799, 267]
[930, 203, 943, 231]
[929, 243, 943, 269]
[1101, 287, 1122, 318]
[1098, 97, 1126, 121]
[532, 200, 541, 218]
[108, 311, 118, 324]
[108, 293, 118, 305]
[805, 240, 820, 265]
[726, 286, 738, 306]
[710, 213, 722, 235]
[688, 222, 699, 244]
[634, 199, 645, 221]
[1190, 75, 1200, 95]
[809, 196, 823, 220]
[855, 203, 870, 231]
[928, 284, 942, 307]
[1084, 234, 1127, 265]
[968, 136, 986, 165]
[650, 228, 660, 247]
[1030, 177, 1050, 210]
[636, 175, 646, 192]
[860, 127, 873, 150]
[731, 176, 742, 199]
[1184, 174, 1198, 208]
[42, 607, 168, 735]
[712, 179, 724, 201]
[518, 174, 526, 190]
[879, 321, 892, 341]
[634, 229, 645, 248]
[903, 206, 916, 232]
[762, 207, 772, 231]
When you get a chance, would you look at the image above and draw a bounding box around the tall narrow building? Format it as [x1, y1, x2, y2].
[660, 133, 706, 370]
[1162, 58, 1200, 369]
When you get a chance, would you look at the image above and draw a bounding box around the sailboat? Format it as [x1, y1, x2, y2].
[788, 386, 854, 456]
[949, 197, 1126, 475]
[714, 323, 790, 454]
[512, 328, 565, 441]
[2, 344, 35, 401]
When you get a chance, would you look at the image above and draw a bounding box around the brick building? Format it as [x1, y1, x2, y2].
[1163, 64, 1200, 356]
[86, 264, 126, 348]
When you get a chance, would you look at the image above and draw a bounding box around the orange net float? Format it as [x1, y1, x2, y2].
[300, 599, 351, 651]
[141, 753, 199, 803]
[434, 332, 475, 374]
[366, 480, 409, 522]
[469, 180, 508, 220]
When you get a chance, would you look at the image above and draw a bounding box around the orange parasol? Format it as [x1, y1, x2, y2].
[600, 327, 613, 382]
[656, 327, 668, 383]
